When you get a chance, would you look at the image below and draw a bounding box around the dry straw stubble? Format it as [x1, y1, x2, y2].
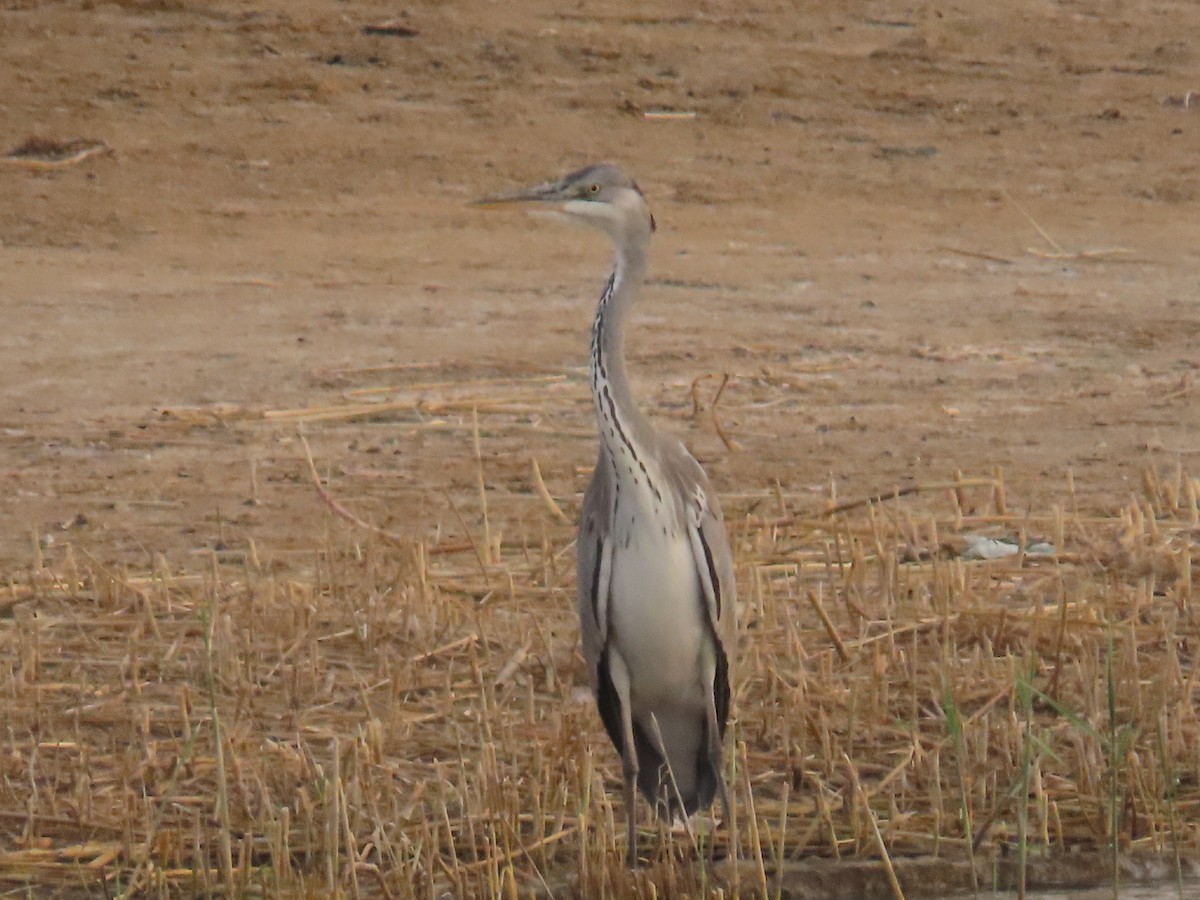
[2, 454, 1199, 897]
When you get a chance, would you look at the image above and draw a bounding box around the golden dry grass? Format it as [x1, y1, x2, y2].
[2, 441, 1199, 897]
[5, 362, 1200, 898]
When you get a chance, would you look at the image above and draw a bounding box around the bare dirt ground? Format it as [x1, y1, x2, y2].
[2, 0, 1197, 570]
[2, 0, 1199, 896]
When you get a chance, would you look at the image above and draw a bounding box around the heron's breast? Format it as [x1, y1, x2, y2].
[607, 527, 708, 709]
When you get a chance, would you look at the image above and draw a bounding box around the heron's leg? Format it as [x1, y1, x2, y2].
[607, 650, 640, 866]
[623, 754, 638, 868]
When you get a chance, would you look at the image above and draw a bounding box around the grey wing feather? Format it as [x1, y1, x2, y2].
[575, 454, 612, 685]
[696, 484, 737, 658]
[665, 444, 737, 662]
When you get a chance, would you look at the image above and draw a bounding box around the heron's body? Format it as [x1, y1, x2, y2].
[480, 163, 736, 863]
[583, 446, 719, 815]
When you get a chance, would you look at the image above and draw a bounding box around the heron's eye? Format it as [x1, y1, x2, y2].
[588, 183, 601, 195]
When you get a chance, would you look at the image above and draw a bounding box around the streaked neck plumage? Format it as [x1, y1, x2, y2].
[590, 241, 651, 453]
[589, 227, 681, 530]
[591, 228, 657, 442]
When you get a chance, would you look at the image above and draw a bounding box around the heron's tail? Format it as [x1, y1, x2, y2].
[633, 709, 720, 818]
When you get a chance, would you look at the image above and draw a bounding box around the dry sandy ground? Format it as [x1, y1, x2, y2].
[2, 0, 1198, 572]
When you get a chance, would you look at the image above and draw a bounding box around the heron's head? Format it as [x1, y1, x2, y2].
[477, 163, 656, 243]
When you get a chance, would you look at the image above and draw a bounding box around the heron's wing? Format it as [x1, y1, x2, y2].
[576, 456, 613, 684]
[671, 448, 736, 741]
[688, 483, 737, 657]
[668, 445, 737, 662]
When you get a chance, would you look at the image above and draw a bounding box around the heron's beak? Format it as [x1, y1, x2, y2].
[473, 177, 569, 207]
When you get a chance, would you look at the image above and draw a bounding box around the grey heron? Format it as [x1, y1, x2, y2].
[479, 164, 737, 865]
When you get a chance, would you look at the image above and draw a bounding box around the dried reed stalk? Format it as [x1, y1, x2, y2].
[3, 467, 1199, 897]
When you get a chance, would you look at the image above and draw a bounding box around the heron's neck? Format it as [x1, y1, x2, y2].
[589, 244, 655, 464]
